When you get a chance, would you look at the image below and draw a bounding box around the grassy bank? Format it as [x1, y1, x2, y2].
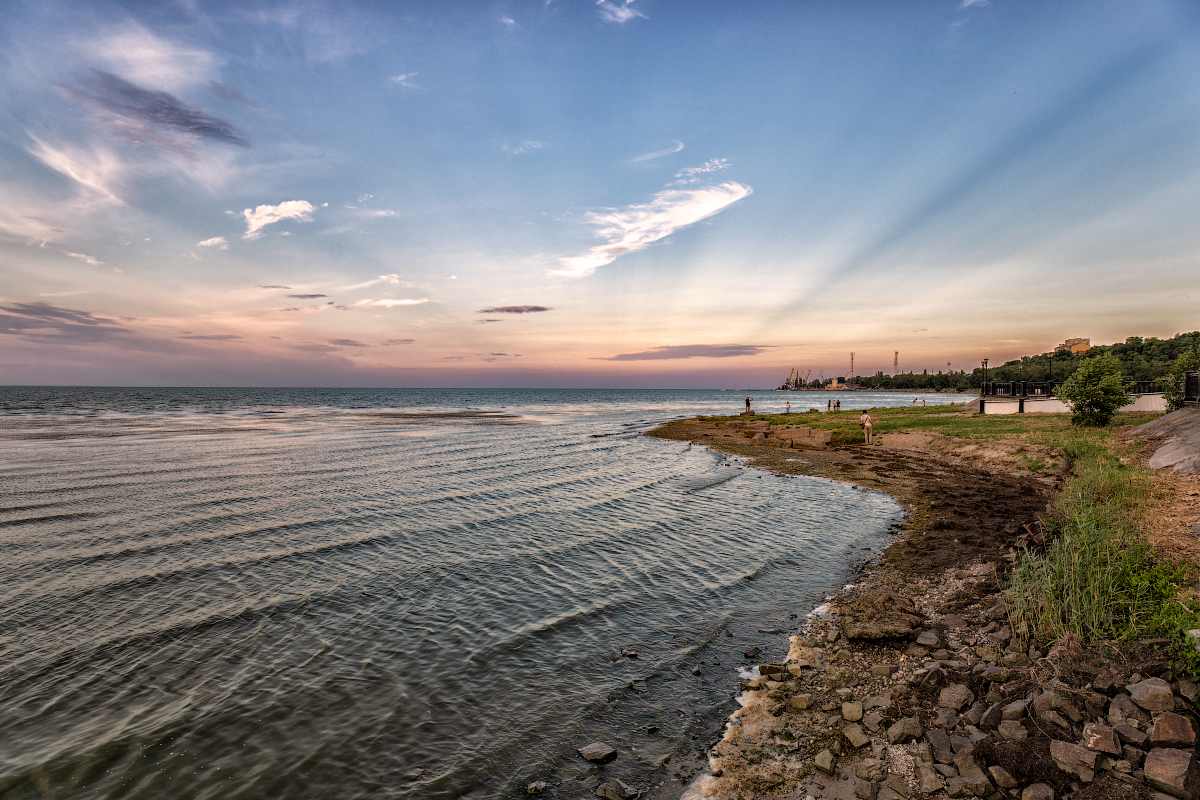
[712, 406, 1200, 675]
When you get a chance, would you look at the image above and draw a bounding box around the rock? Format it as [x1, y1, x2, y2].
[1050, 740, 1098, 782]
[1110, 693, 1151, 726]
[906, 643, 930, 658]
[927, 728, 954, 763]
[789, 694, 813, 710]
[1178, 679, 1200, 704]
[744, 646, 761, 659]
[527, 781, 547, 794]
[814, 748, 836, 776]
[1151, 712, 1196, 749]
[842, 701, 863, 723]
[843, 723, 870, 749]
[1082, 723, 1122, 755]
[403, 769, 426, 780]
[854, 782, 883, 800]
[863, 692, 892, 711]
[1002, 699, 1029, 720]
[578, 743, 618, 763]
[871, 664, 898, 677]
[962, 703, 985, 727]
[947, 748, 992, 797]
[887, 777, 912, 798]
[596, 779, 637, 800]
[621, 648, 638, 658]
[631, 679, 647, 692]
[979, 703, 1003, 729]
[1144, 748, 1200, 799]
[1116, 722, 1150, 747]
[1040, 710, 1071, 730]
[838, 590, 923, 640]
[939, 684, 975, 711]
[856, 759, 885, 781]
[863, 711, 884, 731]
[997, 720, 1027, 740]
[915, 760, 944, 794]
[855, 780, 880, 800]
[1124, 745, 1146, 764]
[935, 763, 959, 778]
[917, 629, 941, 647]
[1022, 784, 1055, 800]
[935, 708, 961, 728]
[1032, 690, 1060, 717]
[1129, 678, 1176, 712]
[835, 648, 852, 660]
[988, 766, 1018, 789]
[887, 717, 924, 745]
[581, 776, 600, 789]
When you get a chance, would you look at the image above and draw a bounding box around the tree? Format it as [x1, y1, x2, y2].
[1055, 352, 1132, 427]
[1161, 347, 1200, 412]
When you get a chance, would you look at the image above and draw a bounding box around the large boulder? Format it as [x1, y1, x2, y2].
[1128, 677, 1175, 712]
[1145, 748, 1200, 799]
[838, 590, 923, 640]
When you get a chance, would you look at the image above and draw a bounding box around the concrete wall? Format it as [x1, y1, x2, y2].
[980, 393, 1166, 415]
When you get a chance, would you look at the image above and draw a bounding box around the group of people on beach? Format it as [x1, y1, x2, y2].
[826, 399, 841, 411]
[744, 395, 874, 444]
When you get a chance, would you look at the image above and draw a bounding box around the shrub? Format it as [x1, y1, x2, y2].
[1160, 348, 1200, 412]
[1055, 352, 1132, 426]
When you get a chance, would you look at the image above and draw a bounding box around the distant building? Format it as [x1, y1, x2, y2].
[1055, 337, 1091, 355]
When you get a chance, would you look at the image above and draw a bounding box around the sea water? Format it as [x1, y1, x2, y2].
[0, 388, 958, 799]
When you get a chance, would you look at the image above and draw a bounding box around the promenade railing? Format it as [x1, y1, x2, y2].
[980, 380, 1163, 397]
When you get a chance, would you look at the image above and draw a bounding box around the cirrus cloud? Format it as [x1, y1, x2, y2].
[354, 298, 429, 307]
[477, 305, 553, 314]
[554, 177, 752, 278]
[594, 344, 772, 361]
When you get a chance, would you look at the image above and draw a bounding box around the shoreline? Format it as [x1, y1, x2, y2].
[641, 414, 1197, 800]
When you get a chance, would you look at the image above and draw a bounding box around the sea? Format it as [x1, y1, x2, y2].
[0, 388, 962, 800]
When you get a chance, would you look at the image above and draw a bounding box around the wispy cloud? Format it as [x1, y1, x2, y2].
[197, 236, 229, 249]
[671, 158, 729, 185]
[595, 344, 771, 361]
[630, 141, 684, 163]
[64, 251, 104, 266]
[382, 338, 415, 345]
[960, 0, 988, 6]
[342, 274, 410, 290]
[554, 173, 752, 278]
[596, 0, 644, 24]
[62, 71, 249, 154]
[329, 338, 368, 347]
[0, 302, 132, 345]
[390, 72, 418, 88]
[209, 82, 259, 108]
[88, 24, 220, 93]
[500, 16, 516, 27]
[178, 333, 241, 340]
[287, 293, 328, 299]
[258, 284, 292, 289]
[354, 298, 429, 307]
[504, 141, 545, 155]
[477, 305, 553, 314]
[243, 200, 315, 239]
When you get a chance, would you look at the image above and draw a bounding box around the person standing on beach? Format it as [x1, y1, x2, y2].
[827, 399, 831, 412]
[745, 396, 751, 412]
[786, 401, 791, 414]
[859, 410, 874, 444]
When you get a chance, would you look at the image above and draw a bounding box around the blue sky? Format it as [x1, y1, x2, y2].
[1, 0, 1198, 386]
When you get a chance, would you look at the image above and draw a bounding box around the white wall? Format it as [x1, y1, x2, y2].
[981, 393, 1166, 415]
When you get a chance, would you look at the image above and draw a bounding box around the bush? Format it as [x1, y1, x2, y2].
[1055, 352, 1132, 426]
[1161, 348, 1200, 412]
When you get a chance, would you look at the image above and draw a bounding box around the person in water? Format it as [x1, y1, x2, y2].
[859, 410, 874, 444]
[786, 401, 791, 414]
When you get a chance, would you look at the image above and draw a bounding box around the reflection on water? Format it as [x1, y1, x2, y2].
[0, 389, 923, 799]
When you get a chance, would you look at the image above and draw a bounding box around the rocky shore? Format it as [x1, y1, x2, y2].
[639, 414, 1200, 800]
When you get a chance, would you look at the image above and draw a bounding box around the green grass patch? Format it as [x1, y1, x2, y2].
[1007, 428, 1200, 677]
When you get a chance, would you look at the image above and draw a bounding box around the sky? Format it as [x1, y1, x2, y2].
[1, 0, 1199, 387]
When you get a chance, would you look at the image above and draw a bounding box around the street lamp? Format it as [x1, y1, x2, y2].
[982, 358, 989, 387]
